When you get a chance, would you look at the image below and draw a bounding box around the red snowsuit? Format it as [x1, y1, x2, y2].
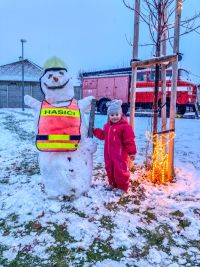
[93, 117, 136, 191]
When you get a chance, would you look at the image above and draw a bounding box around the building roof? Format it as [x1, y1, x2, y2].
[80, 66, 149, 78]
[0, 59, 43, 82]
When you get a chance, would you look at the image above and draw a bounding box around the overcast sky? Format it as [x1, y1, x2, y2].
[0, 0, 200, 82]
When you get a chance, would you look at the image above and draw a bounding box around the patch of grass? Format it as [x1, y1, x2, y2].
[4, 114, 35, 142]
[0, 214, 20, 236]
[0, 219, 11, 234]
[24, 221, 44, 235]
[100, 215, 115, 231]
[187, 240, 200, 250]
[0, 245, 7, 266]
[67, 207, 88, 218]
[128, 208, 140, 214]
[130, 179, 141, 189]
[48, 246, 86, 267]
[178, 219, 191, 229]
[133, 199, 141, 205]
[3, 151, 39, 177]
[170, 211, 191, 230]
[0, 178, 9, 184]
[0, 219, 6, 229]
[12, 152, 40, 176]
[118, 195, 133, 206]
[144, 231, 164, 247]
[104, 202, 118, 211]
[8, 213, 19, 223]
[48, 246, 71, 267]
[170, 210, 184, 217]
[4, 120, 28, 140]
[86, 238, 125, 263]
[51, 224, 74, 243]
[136, 224, 176, 256]
[6, 252, 43, 267]
[143, 210, 157, 222]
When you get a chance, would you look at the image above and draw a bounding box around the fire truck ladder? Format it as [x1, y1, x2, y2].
[194, 102, 200, 119]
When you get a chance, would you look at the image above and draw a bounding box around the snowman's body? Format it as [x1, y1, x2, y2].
[25, 67, 97, 198]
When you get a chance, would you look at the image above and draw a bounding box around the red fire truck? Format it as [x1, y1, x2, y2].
[81, 67, 199, 115]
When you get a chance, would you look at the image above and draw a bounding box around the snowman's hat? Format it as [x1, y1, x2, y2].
[43, 56, 67, 73]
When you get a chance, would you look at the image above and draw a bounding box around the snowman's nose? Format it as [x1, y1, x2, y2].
[53, 76, 59, 82]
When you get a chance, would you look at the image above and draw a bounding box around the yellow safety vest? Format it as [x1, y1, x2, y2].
[36, 99, 81, 152]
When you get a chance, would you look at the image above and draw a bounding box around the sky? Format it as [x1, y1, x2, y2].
[0, 0, 200, 83]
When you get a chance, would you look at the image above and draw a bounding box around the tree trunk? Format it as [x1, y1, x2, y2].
[161, 4, 167, 153]
[153, 0, 162, 149]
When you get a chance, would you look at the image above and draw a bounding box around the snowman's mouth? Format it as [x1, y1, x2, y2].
[44, 79, 69, 90]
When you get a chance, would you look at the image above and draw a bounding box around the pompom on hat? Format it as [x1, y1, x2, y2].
[106, 99, 123, 115]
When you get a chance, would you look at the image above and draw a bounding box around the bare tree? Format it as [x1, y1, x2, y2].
[123, 0, 200, 49]
[123, 0, 200, 131]
[124, 0, 199, 181]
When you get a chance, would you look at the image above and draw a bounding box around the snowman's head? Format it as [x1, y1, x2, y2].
[40, 57, 74, 103]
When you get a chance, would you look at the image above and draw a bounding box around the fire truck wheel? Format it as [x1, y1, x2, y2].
[177, 105, 186, 115]
[98, 100, 109, 115]
[122, 104, 129, 115]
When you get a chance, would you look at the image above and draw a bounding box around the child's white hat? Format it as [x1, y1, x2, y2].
[106, 99, 123, 115]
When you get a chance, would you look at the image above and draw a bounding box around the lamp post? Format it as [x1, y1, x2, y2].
[20, 39, 27, 111]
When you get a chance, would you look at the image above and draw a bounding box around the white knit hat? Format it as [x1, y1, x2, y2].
[106, 99, 123, 115]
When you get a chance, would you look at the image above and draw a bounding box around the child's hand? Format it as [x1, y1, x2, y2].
[129, 155, 136, 161]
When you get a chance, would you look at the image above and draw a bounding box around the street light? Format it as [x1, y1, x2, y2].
[20, 39, 27, 111]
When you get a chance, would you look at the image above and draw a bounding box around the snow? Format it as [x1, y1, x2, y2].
[0, 108, 200, 266]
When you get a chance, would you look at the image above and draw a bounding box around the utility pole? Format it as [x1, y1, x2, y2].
[130, 0, 140, 129]
[20, 39, 27, 111]
[168, 0, 182, 180]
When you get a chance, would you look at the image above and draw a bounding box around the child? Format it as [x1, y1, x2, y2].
[93, 99, 136, 196]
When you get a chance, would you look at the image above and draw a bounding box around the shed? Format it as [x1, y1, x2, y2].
[0, 59, 82, 108]
[0, 59, 44, 108]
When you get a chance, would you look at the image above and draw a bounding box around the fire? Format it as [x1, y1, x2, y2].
[146, 131, 176, 184]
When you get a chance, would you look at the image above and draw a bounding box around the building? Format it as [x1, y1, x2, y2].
[0, 59, 82, 108]
[0, 59, 44, 108]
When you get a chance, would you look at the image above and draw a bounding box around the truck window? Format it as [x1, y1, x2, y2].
[149, 70, 172, 81]
[166, 71, 172, 79]
[149, 71, 161, 81]
[137, 73, 146, 81]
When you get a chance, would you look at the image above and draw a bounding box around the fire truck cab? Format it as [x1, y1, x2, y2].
[81, 67, 198, 115]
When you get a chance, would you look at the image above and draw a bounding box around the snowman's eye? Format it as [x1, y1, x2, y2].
[48, 74, 53, 79]
[59, 71, 64, 75]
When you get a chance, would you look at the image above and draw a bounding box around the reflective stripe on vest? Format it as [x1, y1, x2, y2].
[40, 108, 80, 117]
[37, 142, 79, 150]
[36, 134, 81, 141]
[36, 99, 81, 152]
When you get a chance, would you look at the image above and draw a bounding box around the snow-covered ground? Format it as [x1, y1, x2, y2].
[0, 108, 200, 267]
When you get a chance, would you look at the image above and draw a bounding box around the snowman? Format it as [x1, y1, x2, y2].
[24, 57, 97, 198]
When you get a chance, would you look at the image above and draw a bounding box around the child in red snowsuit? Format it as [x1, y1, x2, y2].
[93, 99, 136, 195]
